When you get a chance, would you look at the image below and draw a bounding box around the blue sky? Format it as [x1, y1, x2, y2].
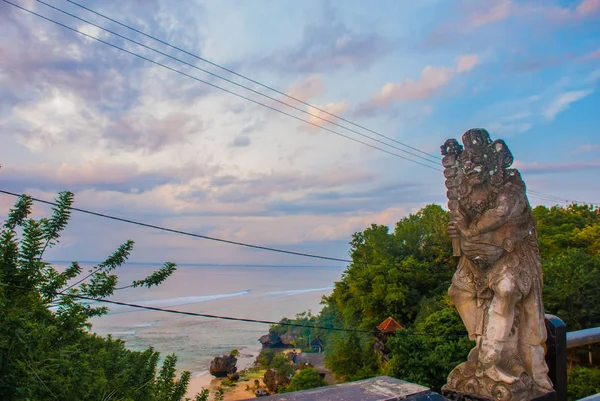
[0, 0, 599, 266]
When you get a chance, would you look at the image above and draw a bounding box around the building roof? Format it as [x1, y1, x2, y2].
[377, 317, 403, 333]
[310, 338, 323, 347]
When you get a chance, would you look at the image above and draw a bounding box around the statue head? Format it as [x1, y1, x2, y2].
[458, 129, 514, 188]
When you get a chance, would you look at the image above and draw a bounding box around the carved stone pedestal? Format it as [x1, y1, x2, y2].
[442, 360, 556, 401]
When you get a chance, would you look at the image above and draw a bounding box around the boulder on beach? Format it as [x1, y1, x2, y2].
[209, 354, 237, 377]
[258, 332, 299, 348]
[258, 333, 282, 348]
[255, 388, 269, 397]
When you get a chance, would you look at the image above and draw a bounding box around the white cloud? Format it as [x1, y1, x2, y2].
[572, 144, 600, 154]
[543, 90, 592, 120]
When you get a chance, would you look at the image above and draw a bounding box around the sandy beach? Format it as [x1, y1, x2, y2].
[186, 347, 263, 400]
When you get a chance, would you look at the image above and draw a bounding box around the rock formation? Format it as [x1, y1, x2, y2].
[440, 129, 553, 401]
[258, 332, 299, 348]
[209, 354, 237, 377]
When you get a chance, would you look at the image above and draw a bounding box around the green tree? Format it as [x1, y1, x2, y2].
[0, 192, 198, 400]
[285, 367, 327, 393]
[567, 366, 600, 401]
[273, 202, 600, 388]
[543, 249, 600, 330]
[385, 306, 473, 391]
[325, 205, 454, 331]
[324, 332, 378, 382]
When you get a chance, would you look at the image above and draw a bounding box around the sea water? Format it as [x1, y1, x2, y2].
[80, 264, 344, 373]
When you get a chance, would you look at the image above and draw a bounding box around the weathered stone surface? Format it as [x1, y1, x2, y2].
[240, 376, 444, 401]
[440, 129, 553, 401]
[258, 332, 298, 348]
[255, 388, 269, 397]
[227, 371, 240, 381]
[259, 333, 283, 348]
[209, 354, 237, 377]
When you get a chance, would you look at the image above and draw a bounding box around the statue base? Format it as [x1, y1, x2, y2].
[442, 361, 556, 401]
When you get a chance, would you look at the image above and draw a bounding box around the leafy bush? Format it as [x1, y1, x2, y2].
[0, 192, 199, 400]
[285, 367, 327, 393]
[568, 366, 600, 401]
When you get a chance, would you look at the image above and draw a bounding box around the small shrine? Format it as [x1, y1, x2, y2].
[374, 317, 403, 362]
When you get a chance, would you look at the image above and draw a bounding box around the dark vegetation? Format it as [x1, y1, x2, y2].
[2, 191, 599, 399]
[268, 203, 600, 398]
[0, 192, 207, 401]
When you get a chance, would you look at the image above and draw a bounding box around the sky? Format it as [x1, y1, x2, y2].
[0, 0, 599, 267]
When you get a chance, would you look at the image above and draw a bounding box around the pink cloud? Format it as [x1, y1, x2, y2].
[582, 48, 600, 61]
[469, 0, 512, 28]
[428, 0, 600, 46]
[358, 54, 479, 113]
[305, 101, 349, 129]
[577, 0, 600, 16]
[285, 75, 324, 102]
[514, 159, 600, 174]
[2, 160, 175, 192]
[456, 54, 481, 72]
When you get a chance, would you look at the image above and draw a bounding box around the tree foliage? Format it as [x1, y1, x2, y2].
[285, 367, 327, 393]
[273, 202, 600, 396]
[567, 366, 600, 401]
[0, 192, 200, 400]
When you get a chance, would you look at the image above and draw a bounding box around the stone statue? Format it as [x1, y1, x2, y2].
[440, 129, 553, 401]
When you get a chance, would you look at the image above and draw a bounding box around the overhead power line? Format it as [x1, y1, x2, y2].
[0, 283, 373, 333]
[0, 189, 352, 263]
[2, 283, 469, 337]
[3, 0, 441, 172]
[528, 190, 598, 207]
[4, 3, 596, 207]
[35, 0, 440, 168]
[64, 0, 441, 164]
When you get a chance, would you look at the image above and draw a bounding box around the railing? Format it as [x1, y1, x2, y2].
[567, 326, 600, 349]
[546, 315, 600, 401]
[254, 316, 599, 401]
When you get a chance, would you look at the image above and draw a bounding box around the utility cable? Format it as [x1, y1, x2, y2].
[528, 190, 598, 207]
[35, 0, 440, 167]
[64, 0, 441, 163]
[0, 189, 352, 263]
[1, 283, 470, 337]
[1, 283, 375, 333]
[3, 0, 441, 172]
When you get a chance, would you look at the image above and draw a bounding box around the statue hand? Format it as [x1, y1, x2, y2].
[448, 223, 460, 238]
[457, 223, 480, 239]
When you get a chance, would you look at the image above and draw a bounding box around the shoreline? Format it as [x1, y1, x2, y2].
[186, 346, 262, 400]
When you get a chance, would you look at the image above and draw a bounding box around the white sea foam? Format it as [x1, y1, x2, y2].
[104, 290, 252, 314]
[108, 330, 136, 336]
[264, 286, 334, 299]
[133, 320, 162, 328]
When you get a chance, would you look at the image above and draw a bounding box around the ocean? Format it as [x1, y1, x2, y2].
[81, 263, 345, 374]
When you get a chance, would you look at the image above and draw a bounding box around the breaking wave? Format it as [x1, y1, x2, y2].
[265, 287, 333, 299]
[105, 290, 252, 314]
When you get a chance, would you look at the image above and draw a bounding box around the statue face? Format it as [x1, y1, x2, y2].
[463, 155, 488, 187]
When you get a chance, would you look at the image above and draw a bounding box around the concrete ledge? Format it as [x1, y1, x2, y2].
[244, 376, 447, 401]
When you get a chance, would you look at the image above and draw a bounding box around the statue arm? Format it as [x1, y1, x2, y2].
[474, 187, 522, 234]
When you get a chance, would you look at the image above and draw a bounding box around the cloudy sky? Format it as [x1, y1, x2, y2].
[1, 0, 599, 267]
